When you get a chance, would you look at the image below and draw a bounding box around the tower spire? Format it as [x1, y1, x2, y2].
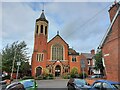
[57, 31, 59, 35]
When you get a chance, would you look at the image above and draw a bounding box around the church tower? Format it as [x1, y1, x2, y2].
[32, 10, 48, 77]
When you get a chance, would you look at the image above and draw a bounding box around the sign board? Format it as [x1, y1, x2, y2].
[80, 59, 85, 68]
[104, 54, 109, 57]
[17, 61, 21, 66]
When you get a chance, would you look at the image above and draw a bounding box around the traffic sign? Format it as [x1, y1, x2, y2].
[80, 59, 85, 68]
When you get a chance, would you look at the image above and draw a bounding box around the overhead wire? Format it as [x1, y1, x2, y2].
[63, 2, 113, 39]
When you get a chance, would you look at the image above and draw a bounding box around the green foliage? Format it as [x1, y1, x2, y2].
[22, 76, 34, 80]
[79, 72, 88, 79]
[2, 75, 11, 80]
[42, 68, 49, 77]
[36, 74, 54, 80]
[20, 62, 31, 76]
[36, 75, 43, 80]
[70, 67, 78, 78]
[63, 74, 70, 79]
[1, 41, 30, 73]
[94, 50, 104, 74]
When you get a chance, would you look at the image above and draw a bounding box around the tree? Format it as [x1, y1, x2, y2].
[20, 62, 31, 77]
[94, 50, 104, 74]
[1, 41, 30, 74]
[70, 67, 78, 78]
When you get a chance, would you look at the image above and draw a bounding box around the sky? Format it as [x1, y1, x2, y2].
[0, 0, 117, 62]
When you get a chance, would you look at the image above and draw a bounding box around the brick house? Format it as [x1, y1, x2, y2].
[81, 49, 100, 75]
[31, 10, 95, 77]
[99, 2, 120, 82]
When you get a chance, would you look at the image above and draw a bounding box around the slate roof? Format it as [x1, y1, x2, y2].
[68, 48, 79, 55]
[81, 53, 94, 59]
[36, 10, 48, 23]
[48, 34, 68, 46]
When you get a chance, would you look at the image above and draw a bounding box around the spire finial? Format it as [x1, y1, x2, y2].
[57, 31, 59, 35]
[114, 0, 117, 4]
[42, 2, 44, 12]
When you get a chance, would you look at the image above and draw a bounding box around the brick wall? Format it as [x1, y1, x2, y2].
[102, 3, 120, 82]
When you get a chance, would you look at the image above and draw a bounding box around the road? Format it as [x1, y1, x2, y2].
[36, 79, 69, 89]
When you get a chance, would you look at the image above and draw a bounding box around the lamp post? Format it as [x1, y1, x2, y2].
[80, 59, 85, 79]
[11, 48, 16, 80]
[16, 61, 21, 81]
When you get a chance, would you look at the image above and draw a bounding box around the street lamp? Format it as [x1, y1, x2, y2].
[80, 59, 85, 79]
[11, 48, 16, 80]
[16, 61, 21, 81]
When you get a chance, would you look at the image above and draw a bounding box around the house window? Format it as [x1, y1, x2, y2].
[41, 25, 43, 33]
[52, 44, 63, 60]
[88, 60, 90, 65]
[65, 68, 68, 73]
[37, 53, 44, 61]
[36, 25, 39, 34]
[45, 26, 47, 35]
[72, 56, 76, 62]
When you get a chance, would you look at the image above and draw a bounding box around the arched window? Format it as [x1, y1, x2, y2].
[36, 25, 39, 34]
[45, 26, 47, 35]
[52, 44, 63, 60]
[41, 25, 43, 33]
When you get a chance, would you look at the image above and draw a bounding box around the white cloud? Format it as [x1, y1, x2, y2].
[2, 2, 112, 61]
[2, 2, 38, 57]
[1, 0, 115, 2]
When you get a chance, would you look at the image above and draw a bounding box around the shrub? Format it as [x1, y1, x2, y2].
[79, 73, 88, 79]
[70, 67, 78, 78]
[35, 73, 54, 80]
[2, 75, 10, 80]
[48, 74, 53, 77]
[47, 74, 54, 79]
[62, 74, 70, 79]
[22, 76, 34, 80]
[36, 75, 43, 80]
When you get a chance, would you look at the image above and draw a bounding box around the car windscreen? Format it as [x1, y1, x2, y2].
[22, 80, 34, 88]
[74, 79, 86, 85]
[112, 84, 120, 89]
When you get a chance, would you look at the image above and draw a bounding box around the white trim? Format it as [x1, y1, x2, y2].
[99, 6, 120, 48]
[104, 54, 110, 57]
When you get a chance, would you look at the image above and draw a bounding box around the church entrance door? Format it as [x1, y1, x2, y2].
[36, 67, 42, 77]
[55, 65, 61, 77]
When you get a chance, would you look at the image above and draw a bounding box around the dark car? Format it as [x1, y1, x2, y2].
[5, 82, 25, 90]
[0, 73, 11, 90]
[67, 78, 90, 90]
[5, 79, 37, 90]
[90, 80, 120, 90]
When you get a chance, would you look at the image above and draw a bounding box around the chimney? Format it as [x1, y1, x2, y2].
[108, 1, 120, 22]
[91, 49, 95, 55]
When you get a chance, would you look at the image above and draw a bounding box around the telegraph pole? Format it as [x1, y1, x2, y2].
[10, 48, 16, 80]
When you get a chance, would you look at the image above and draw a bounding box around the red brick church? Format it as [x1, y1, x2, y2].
[31, 10, 95, 77]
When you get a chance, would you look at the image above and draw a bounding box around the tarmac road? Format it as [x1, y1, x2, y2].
[36, 79, 69, 89]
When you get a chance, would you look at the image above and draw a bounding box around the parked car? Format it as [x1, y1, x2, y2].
[0, 73, 11, 90]
[67, 78, 90, 90]
[19, 79, 37, 90]
[90, 80, 120, 90]
[5, 82, 25, 90]
[5, 79, 37, 90]
[90, 74, 103, 79]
